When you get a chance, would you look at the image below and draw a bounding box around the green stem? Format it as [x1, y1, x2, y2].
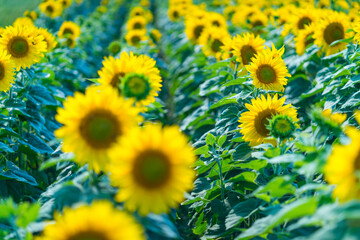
[216, 157, 225, 201]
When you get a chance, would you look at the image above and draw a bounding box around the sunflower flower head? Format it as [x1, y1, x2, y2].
[0, 50, 15, 92]
[39, 0, 63, 18]
[312, 108, 346, 134]
[267, 114, 297, 140]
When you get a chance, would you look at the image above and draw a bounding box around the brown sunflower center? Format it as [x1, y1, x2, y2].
[66, 37, 74, 47]
[110, 72, 125, 87]
[8, 37, 29, 58]
[0, 63, 4, 80]
[241, 45, 256, 65]
[354, 152, 360, 171]
[194, 25, 204, 40]
[297, 17, 312, 30]
[68, 231, 109, 240]
[323, 22, 344, 45]
[210, 39, 223, 53]
[133, 150, 171, 189]
[256, 64, 277, 84]
[173, 10, 179, 19]
[255, 110, 277, 137]
[212, 20, 220, 27]
[252, 20, 264, 28]
[79, 109, 120, 149]
[63, 28, 74, 35]
[133, 22, 143, 29]
[131, 35, 141, 45]
[46, 5, 54, 13]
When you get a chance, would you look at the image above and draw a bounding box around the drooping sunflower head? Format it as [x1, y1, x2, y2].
[314, 11, 350, 56]
[38, 201, 145, 240]
[58, 21, 81, 39]
[324, 127, 360, 202]
[184, 17, 209, 43]
[0, 50, 15, 92]
[35, 27, 58, 52]
[238, 94, 298, 146]
[55, 85, 142, 173]
[39, 0, 63, 18]
[198, 26, 231, 59]
[294, 24, 315, 56]
[108, 123, 196, 215]
[246, 47, 290, 92]
[12, 17, 34, 28]
[0, 26, 47, 70]
[232, 32, 266, 69]
[125, 30, 148, 47]
[126, 16, 147, 32]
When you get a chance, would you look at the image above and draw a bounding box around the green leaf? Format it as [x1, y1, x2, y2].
[39, 153, 75, 171]
[254, 176, 296, 200]
[206, 133, 216, 146]
[217, 135, 227, 148]
[0, 161, 38, 186]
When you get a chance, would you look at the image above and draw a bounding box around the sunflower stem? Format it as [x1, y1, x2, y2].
[216, 157, 225, 201]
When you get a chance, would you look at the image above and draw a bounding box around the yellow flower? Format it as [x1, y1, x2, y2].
[248, 12, 268, 31]
[125, 30, 148, 47]
[13, 17, 34, 28]
[150, 29, 162, 43]
[24, 10, 38, 21]
[198, 27, 231, 59]
[55, 85, 142, 173]
[231, 5, 262, 27]
[35, 28, 57, 52]
[281, 7, 316, 36]
[58, 21, 81, 39]
[322, 109, 347, 125]
[0, 50, 15, 92]
[38, 201, 145, 240]
[108, 123, 196, 215]
[246, 47, 290, 92]
[324, 127, 360, 202]
[168, 6, 184, 22]
[184, 17, 209, 43]
[0, 26, 47, 70]
[232, 32, 266, 70]
[59, 0, 72, 8]
[314, 11, 350, 56]
[126, 16, 147, 32]
[129, 6, 153, 22]
[238, 94, 298, 146]
[39, 0, 63, 18]
[294, 24, 315, 55]
[207, 12, 227, 29]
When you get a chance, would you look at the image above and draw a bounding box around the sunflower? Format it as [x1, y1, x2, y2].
[314, 12, 351, 56]
[238, 94, 298, 146]
[150, 29, 162, 43]
[294, 24, 315, 55]
[0, 50, 15, 92]
[39, 0, 63, 18]
[58, 21, 81, 39]
[0, 26, 47, 70]
[220, 36, 235, 61]
[59, 0, 72, 8]
[36, 28, 57, 52]
[108, 123, 196, 215]
[248, 12, 268, 32]
[38, 201, 145, 240]
[24, 10, 38, 21]
[125, 30, 148, 47]
[268, 114, 297, 140]
[232, 33, 266, 70]
[55, 85, 142, 173]
[108, 40, 121, 55]
[321, 109, 347, 125]
[126, 16, 147, 32]
[231, 6, 262, 27]
[130, 6, 153, 22]
[207, 12, 227, 29]
[12, 17, 34, 28]
[281, 7, 316, 36]
[184, 17, 209, 43]
[246, 47, 290, 91]
[198, 27, 231, 59]
[324, 127, 360, 202]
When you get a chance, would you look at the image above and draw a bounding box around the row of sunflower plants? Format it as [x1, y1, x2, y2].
[1, 0, 360, 239]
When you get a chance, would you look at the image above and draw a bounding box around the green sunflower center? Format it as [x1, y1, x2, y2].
[256, 64, 277, 84]
[79, 109, 120, 149]
[133, 22, 143, 29]
[122, 73, 151, 101]
[0, 63, 4, 80]
[273, 118, 292, 135]
[46, 5, 54, 13]
[66, 37, 74, 47]
[131, 35, 141, 45]
[255, 110, 277, 137]
[240, 45, 256, 65]
[68, 231, 108, 240]
[8, 37, 29, 58]
[133, 150, 171, 188]
[323, 22, 344, 45]
[297, 17, 312, 30]
[110, 72, 125, 88]
[194, 25, 204, 39]
[63, 28, 74, 35]
[210, 39, 223, 53]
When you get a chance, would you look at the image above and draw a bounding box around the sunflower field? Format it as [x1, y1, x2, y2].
[2, 0, 360, 239]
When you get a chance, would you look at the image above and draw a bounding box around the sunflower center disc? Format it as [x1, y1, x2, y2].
[0, 63, 4, 80]
[123, 74, 151, 101]
[9, 37, 29, 58]
[134, 22, 143, 29]
[255, 110, 277, 136]
[210, 39, 223, 53]
[111, 72, 125, 87]
[79, 110, 120, 149]
[257, 65, 276, 84]
[194, 25, 204, 39]
[297, 17, 312, 30]
[274, 118, 292, 134]
[63, 28, 74, 35]
[131, 36, 141, 45]
[69, 231, 108, 240]
[241, 45, 256, 65]
[46, 6, 54, 13]
[324, 22, 344, 45]
[252, 20, 263, 28]
[133, 150, 171, 188]
[173, 10, 179, 19]
[212, 20, 220, 27]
